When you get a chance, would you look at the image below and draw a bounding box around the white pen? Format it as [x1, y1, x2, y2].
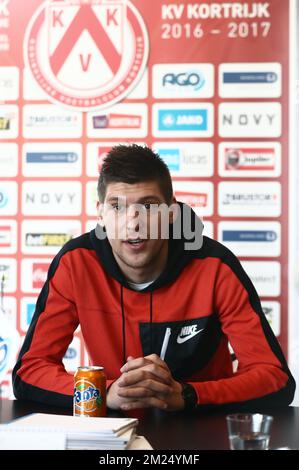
[160, 327, 171, 361]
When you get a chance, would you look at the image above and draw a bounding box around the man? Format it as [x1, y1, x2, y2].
[13, 144, 295, 411]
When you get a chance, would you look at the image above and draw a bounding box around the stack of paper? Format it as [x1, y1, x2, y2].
[0, 413, 139, 450]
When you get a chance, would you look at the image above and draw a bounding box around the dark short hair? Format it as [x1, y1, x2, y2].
[97, 144, 173, 203]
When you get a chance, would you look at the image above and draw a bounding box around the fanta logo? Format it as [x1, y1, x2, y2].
[74, 380, 102, 412]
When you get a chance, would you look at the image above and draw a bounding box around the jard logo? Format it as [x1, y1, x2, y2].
[24, 0, 149, 110]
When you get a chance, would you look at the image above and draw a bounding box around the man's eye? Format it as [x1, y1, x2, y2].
[112, 204, 125, 211]
[143, 203, 152, 210]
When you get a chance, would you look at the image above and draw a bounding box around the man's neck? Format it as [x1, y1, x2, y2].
[113, 242, 168, 284]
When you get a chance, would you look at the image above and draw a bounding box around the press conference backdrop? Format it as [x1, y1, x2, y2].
[0, 0, 295, 400]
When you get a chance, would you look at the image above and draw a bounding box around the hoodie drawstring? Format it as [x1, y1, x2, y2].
[120, 284, 126, 365]
[120, 285, 153, 366]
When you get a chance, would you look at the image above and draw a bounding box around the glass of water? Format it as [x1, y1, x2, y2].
[226, 413, 273, 450]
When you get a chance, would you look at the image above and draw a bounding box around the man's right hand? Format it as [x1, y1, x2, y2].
[106, 355, 173, 410]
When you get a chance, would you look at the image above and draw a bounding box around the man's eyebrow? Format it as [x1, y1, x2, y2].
[136, 196, 162, 203]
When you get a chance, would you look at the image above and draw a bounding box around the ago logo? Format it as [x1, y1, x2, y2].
[24, 0, 149, 110]
[74, 379, 102, 411]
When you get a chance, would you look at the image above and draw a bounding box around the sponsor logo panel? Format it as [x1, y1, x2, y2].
[23, 105, 83, 138]
[261, 301, 281, 336]
[21, 220, 82, 255]
[0, 143, 18, 177]
[0, 259, 17, 293]
[153, 103, 214, 138]
[86, 182, 98, 217]
[20, 297, 37, 333]
[0, 220, 17, 254]
[21, 259, 52, 293]
[219, 62, 281, 98]
[87, 103, 148, 138]
[0, 105, 19, 139]
[22, 181, 82, 216]
[63, 336, 81, 372]
[152, 142, 214, 177]
[241, 261, 281, 297]
[0, 67, 19, 101]
[218, 142, 281, 178]
[22, 143, 82, 177]
[218, 102, 281, 138]
[153, 63, 214, 98]
[0, 182, 18, 216]
[173, 181, 214, 217]
[218, 182, 281, 217]
[218, 221, 281, 257]
[202, 221, 214, 239]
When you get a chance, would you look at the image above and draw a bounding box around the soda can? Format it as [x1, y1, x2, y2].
[73, 366, 106, 417]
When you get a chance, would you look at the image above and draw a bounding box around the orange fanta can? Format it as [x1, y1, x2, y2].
[74, 366, 106, 417]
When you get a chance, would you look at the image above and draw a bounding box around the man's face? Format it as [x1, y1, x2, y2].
[97, 181, 174, 272]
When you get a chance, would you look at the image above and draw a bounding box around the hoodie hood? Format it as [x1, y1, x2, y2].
[89, 201, 204, 292]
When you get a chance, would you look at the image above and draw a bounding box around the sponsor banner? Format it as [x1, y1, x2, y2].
[202, 221, 214, 239]
[87, 103, 148, 138]
[23, 105, 83, 138]
[173, 181, 214, 217]
[152, 63, 214, 98]
[0, 220, 17, 255]
[152, 103, 214, 138]
[0, 318, 20, 379]
[23, 0, 149, 111]
[262, 301, 281, 337]
[0, 182, 18, 216]
[63, 336, 81, 372]
[21, 259, 52, 293]
[86, 182, 98, 217]
[0, 259, 17, 293]
[22, 181, 82, 216]
[218, 142, 281, 178]
[0, 297, 17, 327]
[126, 68, 149, 99]
[218, 221, 281, 257]
[0, 105, 19, 139]
[0, 66, 19, 101]
[23, 67, 48, 101]
[22, 143, 82, 177]
[218, 102, 281, 138]
[241, 261, 281, 298]
[21, 220, 82, 255]
[219, 62, 282, 98]
[20, 297, 37, 332]
[0, 143, 18, 177]
[218, 182, 281, 217]
[152, 142, 214, 177]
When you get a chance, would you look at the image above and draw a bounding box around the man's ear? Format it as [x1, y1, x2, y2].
[97, 200, 105, 227]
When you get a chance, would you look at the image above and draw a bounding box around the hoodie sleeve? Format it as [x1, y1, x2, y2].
[12, 252, 114, 408]
[188, 255, 295, 408]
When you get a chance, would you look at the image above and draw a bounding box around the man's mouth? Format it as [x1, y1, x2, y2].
[124, 238, 147, 250]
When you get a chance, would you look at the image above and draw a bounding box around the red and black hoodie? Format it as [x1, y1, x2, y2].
[13, 203, 295, 409]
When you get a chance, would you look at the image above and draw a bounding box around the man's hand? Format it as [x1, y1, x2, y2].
[106, 354, 185, 411]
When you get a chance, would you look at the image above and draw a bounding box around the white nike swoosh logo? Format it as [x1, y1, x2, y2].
[177, 328, 204, 344]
